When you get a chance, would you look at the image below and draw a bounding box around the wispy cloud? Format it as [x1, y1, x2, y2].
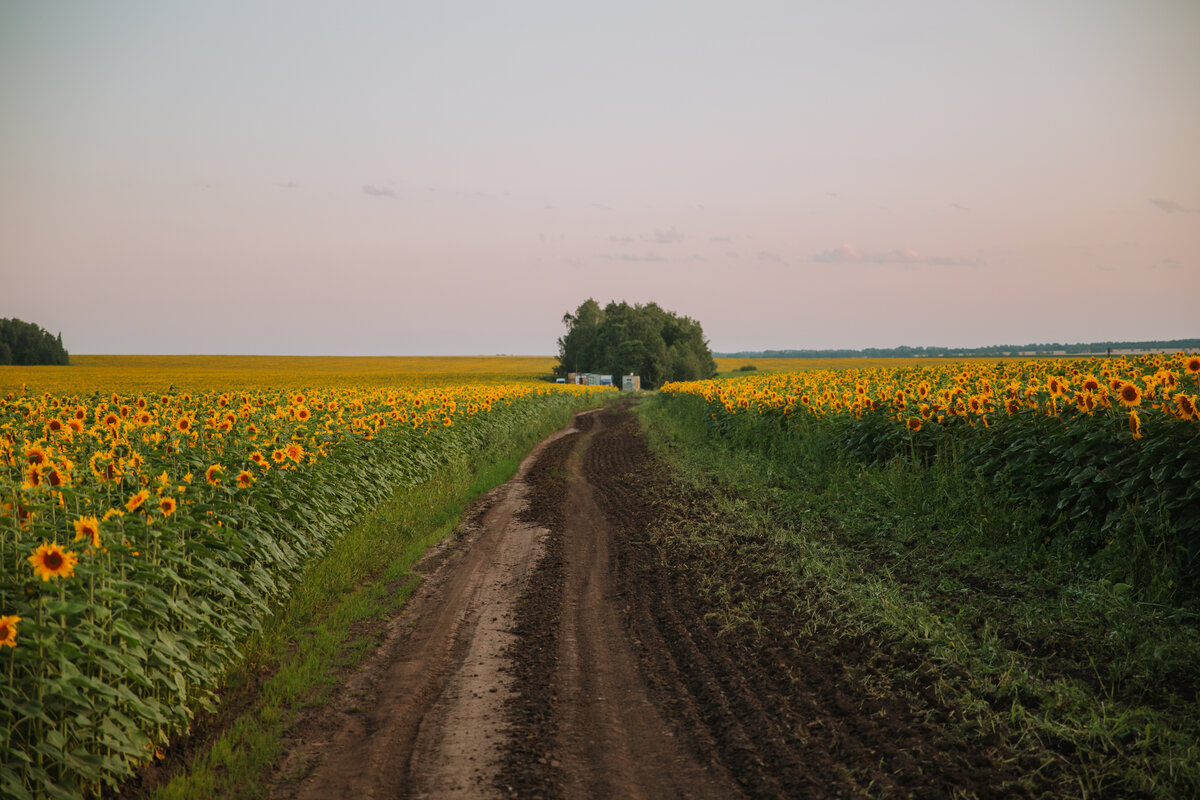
[812, 243, 983, 267]
[644, 226, 683, 244]
[277, 181, 299, 190]
[362, 184, 397, 199]
[756, 250, 784, 263]
[1150, 198, 1198, 214]
[710, 236, 732, 243]
[606, 227, 684, 245]
[599, 252, 668, 263]
[950, 202, 969, 210]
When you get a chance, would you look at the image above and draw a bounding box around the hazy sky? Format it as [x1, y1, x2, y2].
[2, 1, 1197, 355]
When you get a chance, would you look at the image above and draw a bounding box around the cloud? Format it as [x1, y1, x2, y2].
[362, 184, 397, 199]
[607, 235, 636, 244]
[689, 254, 709, 262]
[644, 226, 683, 244]
[950, 202, 969, 210]
[812, 243, 983, 267]
[599, 253, 668, 263]
[277, 181, 299, 190]
[1150, 198, 1198, 214]
[756, 250, 783, 262]
[710, 236, 732, 243]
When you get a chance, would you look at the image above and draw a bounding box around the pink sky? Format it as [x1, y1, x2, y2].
[2, 1, 1197, 355]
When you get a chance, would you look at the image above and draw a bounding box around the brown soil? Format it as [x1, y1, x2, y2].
[241, 402, 1038, 799]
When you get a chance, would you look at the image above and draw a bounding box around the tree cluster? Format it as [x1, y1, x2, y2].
[718, 338, 1200, 359]
[0, 318, 70, 365]
[555, 299, 716, 388]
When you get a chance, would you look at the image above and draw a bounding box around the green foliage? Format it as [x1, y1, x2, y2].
[671, 390, 1200, 602]
[554, 299, 716, 388]
[0, 319, 69, 366]
[642, 395, 1200, 799]
[0, 392, 595, 799]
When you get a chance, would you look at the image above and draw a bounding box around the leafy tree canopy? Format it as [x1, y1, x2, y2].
[555, 299, 715, 388]
[0, 318, 70, 365]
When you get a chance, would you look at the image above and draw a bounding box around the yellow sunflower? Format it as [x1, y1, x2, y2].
[73, 515, 101, 549]
[905, 418, 922, 432]
[1128, 409, 1142, 439]
[126, 489, 150, 513]
[21, 464, 42, 490]
[159, 497, 177, 516]
[28, 542, 78, 581]
[235, 470, 255, 489]
[0, 615, 20, 648]
[205, 464, 224, 485]
[1117, 382, 1142, 407]
[25, 444, 50, 466]
[1176, 394, 1197, 420]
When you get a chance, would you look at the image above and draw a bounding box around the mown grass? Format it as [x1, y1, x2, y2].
[145, 401, 589, 800]
[638, 394, 1200, 799]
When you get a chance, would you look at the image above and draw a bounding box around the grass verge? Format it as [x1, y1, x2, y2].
[134, 400, 595, 800]
[638, 394, 1200, 799]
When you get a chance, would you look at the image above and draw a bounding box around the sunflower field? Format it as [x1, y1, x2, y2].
[661, 352, 1200, 595]
[0, 374, 609, 798]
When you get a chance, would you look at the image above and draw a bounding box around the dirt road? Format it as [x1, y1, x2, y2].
[267, 405, 737, 799]
[264, 404, 1025, 799]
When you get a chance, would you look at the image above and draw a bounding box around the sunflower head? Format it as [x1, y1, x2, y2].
[905, 418, 922, 432]
[159, 497, 177, 516]
[73, 516, 101, 549]
[25, 444, 50, 466]
[22, 464, 42, 490]
[1128, 409, 1142, 439]
[1176, 394, 1197, 420]
[0, 615, 20, 648]
[1118, 382, 1142, 407]
[126, 489, 150, 513]
[235, 470, 255, 489]
[1186, 356, 1200, 375]
[205, 464, 224, 485]
[28, 542, 78, 581]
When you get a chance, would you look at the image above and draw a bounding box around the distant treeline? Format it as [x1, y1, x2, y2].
[717, 339, 1200, 359]
[0, 318, 70, 365]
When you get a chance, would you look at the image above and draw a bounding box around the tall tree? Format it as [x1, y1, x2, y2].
[555, 299, 715, 388]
